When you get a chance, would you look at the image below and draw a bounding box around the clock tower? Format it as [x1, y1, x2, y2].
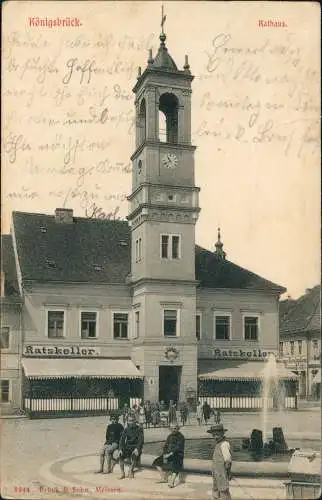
[128, 16, 200, 404]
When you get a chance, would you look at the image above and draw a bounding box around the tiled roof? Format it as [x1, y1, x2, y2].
[1, 234, 20, 297]
[12, 211, 285, 293]
[195, 245, 285, 293]
[12, 211, 131, 284]
[280, 285, 321, 334]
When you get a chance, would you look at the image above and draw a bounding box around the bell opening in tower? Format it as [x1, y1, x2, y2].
[138, 98, 146, 144]
[158, 93, 178, 144]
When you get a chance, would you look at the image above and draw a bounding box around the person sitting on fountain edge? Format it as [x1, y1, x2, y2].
[96, 413, 124, 474]
[207, 423, 232, 500]
[118, 414, 144, 479]
[153, 423, 185, 488]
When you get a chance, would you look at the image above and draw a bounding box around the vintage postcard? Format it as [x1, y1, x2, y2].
[1, 1, 320, 500]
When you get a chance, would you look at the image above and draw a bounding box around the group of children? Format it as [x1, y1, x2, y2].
[97, 409, 232, 498]
[120, 399, 191, 428]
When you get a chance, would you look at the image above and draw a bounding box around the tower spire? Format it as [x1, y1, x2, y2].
[214, 227, 226, 260]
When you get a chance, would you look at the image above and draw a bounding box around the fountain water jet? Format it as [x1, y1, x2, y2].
[261, 353, 286, 443]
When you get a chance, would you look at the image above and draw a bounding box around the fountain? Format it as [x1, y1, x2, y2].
[261, 352, 286, 444]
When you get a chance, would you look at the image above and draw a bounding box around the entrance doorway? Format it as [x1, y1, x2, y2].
[159, 365, 181, 404]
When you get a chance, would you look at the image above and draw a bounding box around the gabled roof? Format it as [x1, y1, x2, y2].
[1, 234, 20, 297]
[11, 211, 285, 294]
[12, 211, 131, 284]
[280, 285, 321, 334]
[195, 245, 285, 293]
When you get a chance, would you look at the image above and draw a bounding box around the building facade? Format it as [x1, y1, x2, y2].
[2, 25, 298, 417]
[1, 236, 23, 414]
[279, 286, 321, 399]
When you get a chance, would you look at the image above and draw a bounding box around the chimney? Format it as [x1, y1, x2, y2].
[54, 208, 74, 224]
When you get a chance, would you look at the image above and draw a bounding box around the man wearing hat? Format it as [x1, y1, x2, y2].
[152, 423, 185, 488]
[118, 414, 144, 479]
[207, 423, 232, 500]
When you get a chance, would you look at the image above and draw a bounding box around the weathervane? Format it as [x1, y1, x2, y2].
[161, 5, 166, 34]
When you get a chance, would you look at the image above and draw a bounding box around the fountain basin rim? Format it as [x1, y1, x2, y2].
[139, 453, 290, 479]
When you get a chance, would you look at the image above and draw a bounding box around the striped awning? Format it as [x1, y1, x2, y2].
[22, 358, 143, 380]
[198, 360, 298, 381]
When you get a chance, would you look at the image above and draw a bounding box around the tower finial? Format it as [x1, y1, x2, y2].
[214, 227, 226, 260]
[160, 5, 167, 44]
[161, 5, 166, 34]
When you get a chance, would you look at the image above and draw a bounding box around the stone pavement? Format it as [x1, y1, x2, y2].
[1, 410, 320, 500]
[33, 453, 287, 500]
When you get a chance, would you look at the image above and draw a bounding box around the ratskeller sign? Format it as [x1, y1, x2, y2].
[23, 345, 100, 357]
[213, 348, 276, 359]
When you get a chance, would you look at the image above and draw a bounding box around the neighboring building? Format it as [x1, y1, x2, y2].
[3, 23, 297, 417]
[1, 235, 23, 415]
[279, 285, 321, 399]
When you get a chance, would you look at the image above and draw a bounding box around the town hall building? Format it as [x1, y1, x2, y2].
[1, 24, 297, 417]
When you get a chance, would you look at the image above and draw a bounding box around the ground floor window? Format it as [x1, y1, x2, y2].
[1, 380, 10, 402]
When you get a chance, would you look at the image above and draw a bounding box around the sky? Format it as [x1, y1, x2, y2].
[2, 1, 320, 298]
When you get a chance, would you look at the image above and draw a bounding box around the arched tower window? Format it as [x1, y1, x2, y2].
[158, 93, 178, 144]
[138, 98, 146, 144]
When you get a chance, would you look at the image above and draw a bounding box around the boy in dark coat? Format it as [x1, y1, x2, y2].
[118, 415, 144, 479]
[202, 401, 212, 425]
[153, 423, 185, 488]
[97, 414, 124, 474]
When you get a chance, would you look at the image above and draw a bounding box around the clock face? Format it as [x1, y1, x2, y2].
[162, 153, 178, 169]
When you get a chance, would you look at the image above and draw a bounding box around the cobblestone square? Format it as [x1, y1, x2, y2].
[1, 409, 320, 499]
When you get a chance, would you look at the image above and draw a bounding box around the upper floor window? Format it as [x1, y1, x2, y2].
[0, 271, 4, 296]
[312, 339, 319, 359]
[243, 315, 259, 341]
[163, 309, 178, 337]
[1, 380, 10, 403]
[135, 237, 142, 263]
[215, 314, 231, 340]
[196, 314, 201, 341]
[113, 313, 128, 339]
[290, 340, 294, 355]
[279, 342, 283, 357]
[81, 312, 97, 339]
[298, 340, 302, 355]
[47, 311, 64, 338]
[158, 93, 178, 144]
[134, 311, 140, 339]
[0, 327, 10, 349]
[161, 234, 181, 260]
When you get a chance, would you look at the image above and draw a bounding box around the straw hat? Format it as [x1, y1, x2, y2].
[207, 423, 228, 434]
